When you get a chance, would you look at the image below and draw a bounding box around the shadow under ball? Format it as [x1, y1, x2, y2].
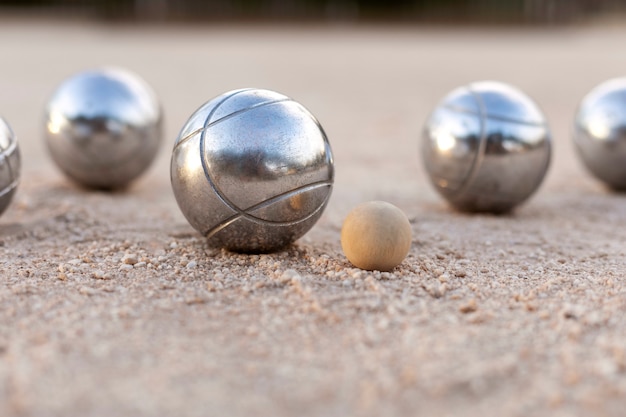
[171, 88, 334, 253]
[422, 81, 551, 213]
[0, 117, 20, 216]
[574, 78, 626, 191]
[44, 68, 162, 189]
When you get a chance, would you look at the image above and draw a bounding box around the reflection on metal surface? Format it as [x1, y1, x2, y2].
[422, 81, 551, 213]
[574, 78, 626, 190]
[44, 67, 162, 189]
[171, 88, 334, 253]
[0, 117, 20, 216]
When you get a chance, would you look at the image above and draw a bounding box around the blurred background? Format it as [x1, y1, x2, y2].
[0, 0, 625, 24]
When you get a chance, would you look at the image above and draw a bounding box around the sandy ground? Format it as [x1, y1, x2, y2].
[0, 18, 625, 417]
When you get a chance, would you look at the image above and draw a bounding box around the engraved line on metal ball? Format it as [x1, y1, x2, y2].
[206, 100, 296, 128]
[0, 140, 18, 160]
[173, 88, 255, 150]
[441, 104, 547, 127]
[450, 87, 489, 199]
[203, 180, 333, 238]
[0, 132, 19, 197]
[173, 98, 292, 151]
[197, 96, 305, 227]
[0, 136, 17, 153]
[0, 179, 19, 198]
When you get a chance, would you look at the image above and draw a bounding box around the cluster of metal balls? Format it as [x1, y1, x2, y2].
[0, 68, 624, 262]
[422, 80, 626, 213]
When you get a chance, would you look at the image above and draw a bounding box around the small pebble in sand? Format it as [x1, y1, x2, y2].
[341, 201, 412, 272]
[122, 254, 138, 265]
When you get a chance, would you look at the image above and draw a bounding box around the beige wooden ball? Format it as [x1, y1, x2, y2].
[341, 201, 412, 271]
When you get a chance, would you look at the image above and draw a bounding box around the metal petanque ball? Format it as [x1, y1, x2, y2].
[0, 117, 20, 216]
[422, 81, 551, 213]
[574, 78, 626, 190]
[44, 67, 162, 189]
[171, 88, 334, 253]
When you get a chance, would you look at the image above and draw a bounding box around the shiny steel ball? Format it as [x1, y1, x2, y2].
[422, 81, 551, 213]
[574, 78, 626, 190]
[44, 68, 162, 189]
[0, 117, 20, 216]
[171, 88, 334, 253]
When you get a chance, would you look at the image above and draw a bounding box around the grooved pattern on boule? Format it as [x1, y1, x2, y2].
[170, 88, 334, 253]
[422, 81, 551, 213]
[0, 117, 20, 215]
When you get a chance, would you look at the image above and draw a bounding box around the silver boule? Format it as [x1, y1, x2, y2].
[0, 117, 20, 216]
[44, 67, 162, 189]
[574, 78, 626, 190]
[171, 88, 334, 253]
[422, 81, 551, 213]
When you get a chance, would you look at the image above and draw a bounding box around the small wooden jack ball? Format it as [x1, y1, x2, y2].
[341, 201, 412, 271]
